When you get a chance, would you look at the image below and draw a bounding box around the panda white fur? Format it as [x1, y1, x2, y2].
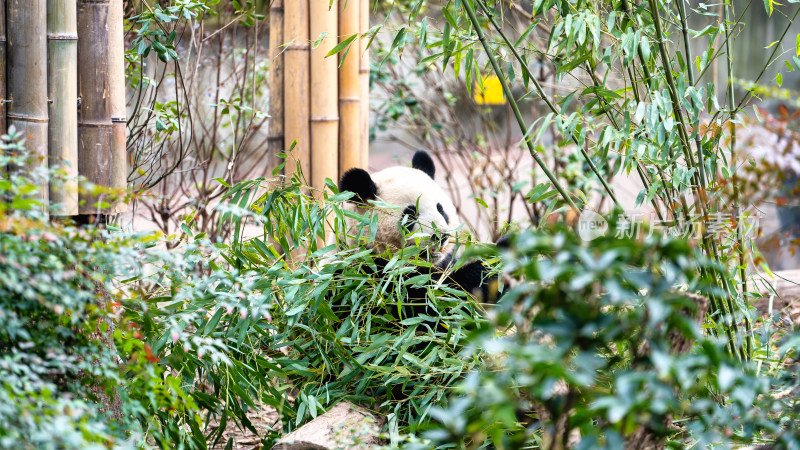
[338, 150, 495, 300]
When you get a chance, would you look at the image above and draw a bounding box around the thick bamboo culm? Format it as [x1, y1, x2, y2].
[310, 0, 339, 193]
[338, 0, 361, 176]
[284, 0, 311, 181]
[77, 0, 126, 214]
[108, 0, 127, 213]
[267, 0, 285, 163]
[0, 0, 6, 136]
[359, 0, 370, 169]
[47, 0, 79, 215]
[7, 0, 49, 203]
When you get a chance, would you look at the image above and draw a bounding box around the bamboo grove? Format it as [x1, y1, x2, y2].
[1, 0, 126, 215]
[269, 0, 371, 193]
[354, 0, 793, 359]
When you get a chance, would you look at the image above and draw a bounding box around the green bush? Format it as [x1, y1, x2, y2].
[121, 173, 495, 446]
[4, 124, 800, 449]
[0, 130, 203, 448]
[421, 221, 800, 449]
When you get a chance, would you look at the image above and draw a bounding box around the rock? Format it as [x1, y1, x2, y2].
[271, 402, 385, 450]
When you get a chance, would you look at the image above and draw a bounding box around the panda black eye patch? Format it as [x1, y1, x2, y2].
[437, 203, 449, 224]
[400, 205, 418, 232]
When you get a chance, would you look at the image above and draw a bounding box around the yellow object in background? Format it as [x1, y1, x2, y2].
[473, 75, 506, 105]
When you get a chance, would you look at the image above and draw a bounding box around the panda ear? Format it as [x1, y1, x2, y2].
[339, 168, 378, 203]
[412, 150, 436, 179]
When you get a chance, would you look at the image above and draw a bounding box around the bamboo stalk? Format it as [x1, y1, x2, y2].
[474, 0, 617, 209]
[77, 0, 120, 214]
[358, 0, 370, 169]
[267, 0, 285, 167]
[646, 0, 743, 360]
[310, 0, 339, 193]
[338, 0, 361, 175]
[462, 0, 578, 212]
[0, 0, 6, 136]
[109, 0, 127, 213]
[47, 0, 79, 215]
[7, 0, 49, 204]
[284, 0, 311, 180]
[724, 0, 754, 359]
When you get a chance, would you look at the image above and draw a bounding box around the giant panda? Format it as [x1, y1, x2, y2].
[337, 150, 497, 308]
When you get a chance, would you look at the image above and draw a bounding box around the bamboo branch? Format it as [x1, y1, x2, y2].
[648, 0, 744, 359]
[473, 0, 619, 210]
[462, 0, 578, 212]
[675, 0, 707, 188]
[724, 0, 754, 358]
[734, 5, 800, 111]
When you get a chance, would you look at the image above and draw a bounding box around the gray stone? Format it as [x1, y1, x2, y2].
[271, 402, 385, 450]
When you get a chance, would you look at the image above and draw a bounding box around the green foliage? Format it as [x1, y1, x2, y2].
[3, 126, 800, 448]
[421, 223, 800, 448]
[8, 1, 800, 447]
[122, 173, 492, 446]
[0, 131, 203, 448]
[359, 0, 800, 360]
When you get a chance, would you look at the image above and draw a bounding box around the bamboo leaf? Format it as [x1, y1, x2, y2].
[326, 33, 357, 57]
[312, 31, 328, 49]
[556, 52, 590, 74]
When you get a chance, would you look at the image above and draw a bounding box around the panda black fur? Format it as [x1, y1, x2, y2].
[338, 150, 497, 306]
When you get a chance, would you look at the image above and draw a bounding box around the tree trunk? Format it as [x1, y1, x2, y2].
[310, 0, 338, 193]
[77, 0, 126, 214]
[267, 0, 284, 166]
[47, 0, 79, 215]
[338, 0, 360, 175]
[7, 0, 49, 204]
[284, 0, 310, 180]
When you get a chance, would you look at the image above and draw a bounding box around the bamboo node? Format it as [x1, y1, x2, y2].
[78, 120, 114, 128]
[311, 116, 340, 123]
[286, 43, 311, 51]
[7, 113, 48, 123]
[47, 33, 79, 40]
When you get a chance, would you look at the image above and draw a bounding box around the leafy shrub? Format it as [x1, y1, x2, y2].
[122, 173, 495, 446]
[422, 221, 800, 449]
[5, 125, 800, 449]
[0, 131, 204, 448]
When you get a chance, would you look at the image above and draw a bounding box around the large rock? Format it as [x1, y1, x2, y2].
[271, 402, 385, 450]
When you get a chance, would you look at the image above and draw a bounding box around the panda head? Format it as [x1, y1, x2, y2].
[338, 151, 459, 260]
